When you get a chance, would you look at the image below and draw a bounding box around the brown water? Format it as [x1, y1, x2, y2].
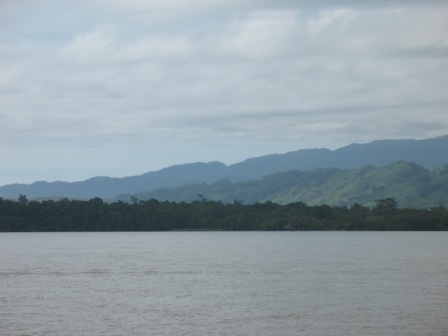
[1, 232, 447, 336]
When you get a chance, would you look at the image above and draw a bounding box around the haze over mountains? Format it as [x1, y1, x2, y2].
[1, 135, 447, 203]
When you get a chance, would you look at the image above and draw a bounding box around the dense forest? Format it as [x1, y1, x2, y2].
[1, 196, 447, 232]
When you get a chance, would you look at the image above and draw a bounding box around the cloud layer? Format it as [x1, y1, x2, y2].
[1, 1, 447, 184]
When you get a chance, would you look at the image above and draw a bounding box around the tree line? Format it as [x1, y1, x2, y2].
[0, 196, 447, 232]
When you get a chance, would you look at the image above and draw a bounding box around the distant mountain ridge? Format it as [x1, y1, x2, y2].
[124, 161, 448, 208]
[227, 136, 448, 180]
[1, 135, 447, 200]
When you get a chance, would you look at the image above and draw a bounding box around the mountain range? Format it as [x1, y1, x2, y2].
[123, 161, 448, 208]
[1, 135, 447, 204]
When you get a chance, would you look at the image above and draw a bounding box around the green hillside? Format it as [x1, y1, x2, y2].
[1, 135, 447, 200]
[122, 162, 448, 208]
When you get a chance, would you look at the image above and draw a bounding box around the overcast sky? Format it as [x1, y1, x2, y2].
[1, 0, 447, 185]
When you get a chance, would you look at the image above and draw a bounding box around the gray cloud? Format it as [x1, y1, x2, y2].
[0, 0, 447, 184]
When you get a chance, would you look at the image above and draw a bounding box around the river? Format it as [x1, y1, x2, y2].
[1, 232, 447, 335]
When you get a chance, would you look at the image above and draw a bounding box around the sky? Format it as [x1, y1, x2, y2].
[1, 0, 447, 186]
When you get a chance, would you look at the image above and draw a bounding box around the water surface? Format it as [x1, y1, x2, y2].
[1, 232, 447, 335]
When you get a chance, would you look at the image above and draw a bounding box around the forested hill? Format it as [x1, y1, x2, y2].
[225, 135, 448, 181]
[120, 162, 448, 209]
[0, 135, 447, 200]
